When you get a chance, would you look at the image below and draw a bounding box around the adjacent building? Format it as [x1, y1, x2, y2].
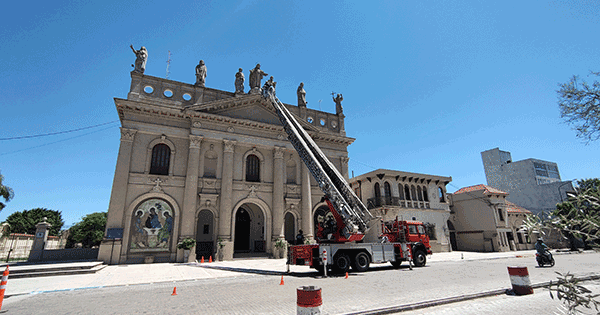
[481, 148, 574, 215]
[349, 169, 453, 252]
[98, 69, 353, 263]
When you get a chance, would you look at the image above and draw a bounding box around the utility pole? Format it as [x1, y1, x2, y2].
[165, 50, 172, 79]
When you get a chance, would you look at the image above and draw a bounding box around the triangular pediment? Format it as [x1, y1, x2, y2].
[187, 94, 318, 132]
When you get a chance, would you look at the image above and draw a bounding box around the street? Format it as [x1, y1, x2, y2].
[3, 252, 599, 314]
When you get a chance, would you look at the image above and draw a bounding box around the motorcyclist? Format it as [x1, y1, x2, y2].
[535, 238, 552, 261]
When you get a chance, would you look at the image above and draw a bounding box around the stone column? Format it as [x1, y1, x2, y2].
[301, 164, 313, 240]
[218, 139, 236, 260]
[340, 156, 350, 180]
[99, 128, 136, 264]
[28, 218, 52, 262]
[272, 146, 285, 241]
[181, 135, 203, 237]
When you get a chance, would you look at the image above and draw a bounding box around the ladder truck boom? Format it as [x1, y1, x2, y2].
[261, 87, 373, 240]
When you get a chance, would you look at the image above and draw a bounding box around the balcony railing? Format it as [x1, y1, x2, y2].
[367, 197, 430, 210]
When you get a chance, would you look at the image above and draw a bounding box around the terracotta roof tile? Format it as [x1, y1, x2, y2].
[453, 184, 508, 195]
[506, 201, 532, 214]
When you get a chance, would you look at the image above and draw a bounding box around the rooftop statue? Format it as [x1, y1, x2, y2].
[195, 60, 207, 87]
[297, 82, 307, 107]
[235, 68, 244, 93]
[130, 45, 148, 74]
[263, 76, 276, 95]
[333, 93, 344, 115]
[249, 64, 268, 92]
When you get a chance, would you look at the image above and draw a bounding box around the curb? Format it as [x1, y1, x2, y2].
[341, 273, 600, 315]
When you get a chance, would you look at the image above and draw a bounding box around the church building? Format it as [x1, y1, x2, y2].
[98, 63, 353, 263]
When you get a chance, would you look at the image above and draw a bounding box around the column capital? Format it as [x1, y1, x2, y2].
[274, 146, 285, 159]
[340, 156, 350, 166]
[189, 135, 203, 149]
[120, 128, 137, 142]
[223, 139, 236, 153]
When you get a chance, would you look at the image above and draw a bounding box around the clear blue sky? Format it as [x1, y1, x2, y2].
[2, 1, 599, 227]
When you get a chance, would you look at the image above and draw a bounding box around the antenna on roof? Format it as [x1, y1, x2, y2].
[165, 50, 172, 79]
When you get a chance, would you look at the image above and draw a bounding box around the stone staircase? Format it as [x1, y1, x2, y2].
[0, 261, 106, 279]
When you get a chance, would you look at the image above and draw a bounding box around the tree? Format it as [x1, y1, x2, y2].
[557, 72, 600, 143]
[3, 208, 64, 236]
[66, 212, 107, 248]
[0, 172, 14, 212]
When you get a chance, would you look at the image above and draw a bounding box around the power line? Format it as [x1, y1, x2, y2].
[0, 121, 119, 141]
[0, 125, 117, 156]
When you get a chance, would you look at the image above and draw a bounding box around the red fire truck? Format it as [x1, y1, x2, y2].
[262, 87, 431, 274]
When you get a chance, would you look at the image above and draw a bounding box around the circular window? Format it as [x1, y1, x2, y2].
[320, 118, 326, 126]
[307, 116, 314, 123]
[164, 89, 173, 98]
[331, 121, 338, 128]
[144, 86, 154, 94]
[182, 93, 192, 101]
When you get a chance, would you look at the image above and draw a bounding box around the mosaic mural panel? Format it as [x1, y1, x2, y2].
[130, 198, 174, 252]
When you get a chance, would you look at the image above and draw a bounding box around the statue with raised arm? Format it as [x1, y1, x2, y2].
[130, 45, 148, 74]
[297, 82, 307, 107]
[333, 93, 344, 115]
[195, 60, 207, 87]
[249, 63, 268, 92]
[235, 68, 244, 93]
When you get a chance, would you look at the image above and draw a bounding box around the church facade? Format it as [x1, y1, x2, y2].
[98, 69, 353, 263]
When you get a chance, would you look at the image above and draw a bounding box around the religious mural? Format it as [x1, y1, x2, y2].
[130, 198, 174, 252]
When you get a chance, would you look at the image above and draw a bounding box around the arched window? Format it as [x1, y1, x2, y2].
[404, 185, 411, 201]
[423, 187, 429, 202]
[384, 182, 392, 204]
[150, 144, 170, 175]
[411, 186, 417, 202]
[398, 184, 405, 200]
[417, 186, 423, 201]
[374, 183, 381, 205]
[246, 154, 260, 182]
[439, 187, 445, 202]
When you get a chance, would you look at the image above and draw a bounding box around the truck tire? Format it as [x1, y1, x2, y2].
[352, 252, 370, 272]
[413, 249, 426, 267]
[333, 253, 350, 273]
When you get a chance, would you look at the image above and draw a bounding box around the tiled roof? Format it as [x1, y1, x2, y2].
[506, 201, 532, 214]
[453, 184, 508, 195]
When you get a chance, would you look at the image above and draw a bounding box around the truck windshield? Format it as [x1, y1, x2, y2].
[409, 225, 417, 234]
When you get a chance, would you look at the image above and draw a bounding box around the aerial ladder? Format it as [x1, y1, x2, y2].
[261, 86, 373, 242]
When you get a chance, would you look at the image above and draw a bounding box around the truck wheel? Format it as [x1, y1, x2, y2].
[352, 252, 370, 272]
[334, 253, 350, 273]
[413, 250, 426, 267]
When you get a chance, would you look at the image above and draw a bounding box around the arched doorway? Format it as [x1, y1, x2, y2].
[447, 220, 457, 251]
[196, 210, 214, 260]
[233, 203, 265, 256]
[284, 212, 295, 244]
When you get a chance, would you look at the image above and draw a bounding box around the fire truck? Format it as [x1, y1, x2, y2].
[262, 86, 432, 274]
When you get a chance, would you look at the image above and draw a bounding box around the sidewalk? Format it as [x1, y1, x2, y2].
[1, 249, 590, 298]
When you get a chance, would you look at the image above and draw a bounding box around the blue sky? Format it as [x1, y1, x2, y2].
[1, 1, 599, 227]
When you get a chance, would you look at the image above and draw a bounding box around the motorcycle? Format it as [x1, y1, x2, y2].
[536, 251, 555, 267]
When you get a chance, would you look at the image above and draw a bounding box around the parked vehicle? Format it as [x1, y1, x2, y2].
[261, 87, 431, 274]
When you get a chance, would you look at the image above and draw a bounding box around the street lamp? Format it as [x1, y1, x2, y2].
[557, 180, 575, 203]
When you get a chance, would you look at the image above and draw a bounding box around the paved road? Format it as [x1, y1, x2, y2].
[397, 282, 600, 315]
[3, 253, 599, 314]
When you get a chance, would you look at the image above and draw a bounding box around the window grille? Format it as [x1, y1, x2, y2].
[150, 144, 170, 175]
[246, 154, 260, 182]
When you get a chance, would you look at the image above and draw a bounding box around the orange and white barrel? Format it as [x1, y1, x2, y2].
[0, 266, 9, 311]
[297, 286, 322, 315]
[507, 266, 533, 295]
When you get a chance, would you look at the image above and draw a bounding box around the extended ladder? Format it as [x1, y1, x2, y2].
[262, 87, 373, 239]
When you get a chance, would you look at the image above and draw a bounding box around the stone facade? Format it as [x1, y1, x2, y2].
[98, 71, 353, 263]
[481, 147, 574, 215]
[349, 169, 453, 253]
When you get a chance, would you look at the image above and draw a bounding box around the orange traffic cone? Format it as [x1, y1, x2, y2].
[0, 266, 9, 311]
[209, 256, 213, 263]
[171, 287, 177, 296]
[201, 256, 204, 263]
[280, 275, 284, 285]
[345, 272, 348, 279]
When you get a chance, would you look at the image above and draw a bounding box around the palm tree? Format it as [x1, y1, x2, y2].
[0, 173, 14, 212]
